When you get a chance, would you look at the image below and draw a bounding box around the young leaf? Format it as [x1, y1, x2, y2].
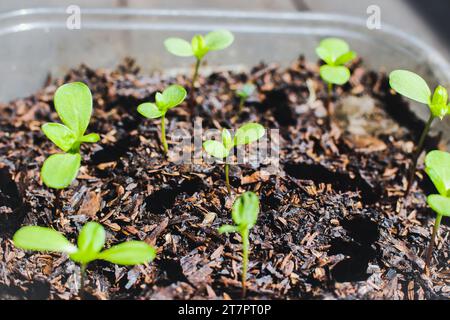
[13, 226, 77, 254]
[70, 222, 105, 264]
[96, 241, 156, 266]
[319, 65, 351, 85]
[203, 140, 229, 159]
[41, 153, 81, 189]
[231, 192, 260, 229]
[54, 82, 93, 138]
[161, 85, 187, 109]
[164, 38, 194, 57]
[425, 150, 450, 197]
[218, 225, 239, 234]
[222, 129, 233, 150]
[191, 35, 209, 59]
[234, 123, 265, 146]
[42, 123, 77, 152]
[389, 70, 431, 105]
[335, 51, 357, 66]
[137, 103, 164, 119]
[80, 133, 100, 143]
[236, 83, 256, 99]
[316, 38, 350, 65]
[204, 30, 234, 51]
[430, 86, 449, 120]
[427, 195, 450, 217]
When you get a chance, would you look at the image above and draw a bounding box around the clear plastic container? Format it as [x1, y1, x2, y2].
[1, 8, 449, 140]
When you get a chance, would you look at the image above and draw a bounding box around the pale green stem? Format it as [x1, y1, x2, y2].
[80, 264, 87, 297]
[424, 214, 442, 274]
[192, 58, 201, 87]
[225, 163, 231, 194]
[406, 115, 434, 196]
[161, 115, 168, 154]
[241, 228, 249, 298]
[327, 82, 333, 122]
[239, 97, 245, 113]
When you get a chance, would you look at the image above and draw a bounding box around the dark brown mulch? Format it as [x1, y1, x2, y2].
[0, 57, 448, 300]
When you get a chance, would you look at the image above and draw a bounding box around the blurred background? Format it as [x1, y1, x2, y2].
[4, 0, 450, 60]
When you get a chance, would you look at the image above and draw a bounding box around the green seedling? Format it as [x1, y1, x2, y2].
[13, 222, 156, 294]
[219, 191, 260, 297]
[389, 70, 450, 195]
[203, 123, 265, 193]
[423, 150, 450, 274]
[137, 85, 187, 154]
[41, 82, 100, 189]
[316, 38, 357, 120]
[236, 83, 256, 113]
[164, 30, 234, 86]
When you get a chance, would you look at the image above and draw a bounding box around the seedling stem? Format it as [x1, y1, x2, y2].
[406, 115, 434, 195]
[192, 58, 201, 87]
[161, 116, 168, 154]
[241, 228, 249, 298]
[424, 214, 442, 275]
[225, 163, 231, 193]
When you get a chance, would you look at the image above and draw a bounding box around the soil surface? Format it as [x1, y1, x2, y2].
[0, 57, 448, 300]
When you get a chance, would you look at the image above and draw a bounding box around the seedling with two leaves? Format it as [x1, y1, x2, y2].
[389, 70, 450, 195]
[164, 30, 234, 86]
[13, 222, 156, 294]
[41, 82, 100, 190]
[138, 85, 187, 154]
[219, 191, 260, 297]
[203, 123, 265, 193]
[316, 38, 357, 121]
[423, 150, 450, 274]
[236, 83, 256, 113]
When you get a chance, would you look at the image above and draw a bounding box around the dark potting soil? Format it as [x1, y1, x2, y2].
[0, 57, 448, 300]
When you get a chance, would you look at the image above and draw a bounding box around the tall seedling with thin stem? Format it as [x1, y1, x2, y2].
[137, 85, 187, 154]
[389, 70, 450, 195]
[423, 150, 450, 274]
[316, 38, 357, 121]
[219, 192, 260, 297]
[164, 30, 234, 86]
[203, 123, 265, 193]
[13, 222, 156, 295]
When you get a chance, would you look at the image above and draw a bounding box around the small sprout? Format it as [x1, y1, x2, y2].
[236, 83, 256, 113]
[316, 38, 357, 120]
[41, 82, 99, 189]
[389, 70, 450, 195]
[137, 85, 187, 154]
[164, 30, 234, 86]
[219, 192, 259, 297]
[203, 123, 265, 193]
[13, 222, 156, 294]
[424, 150, 450, 274]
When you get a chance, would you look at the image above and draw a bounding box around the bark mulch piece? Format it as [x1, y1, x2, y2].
[0, 57, 448, 300]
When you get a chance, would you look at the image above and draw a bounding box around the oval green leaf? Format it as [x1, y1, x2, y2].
[204, 30, 234, 51]
[138, 103, 163, 119]
[70, 222, 105, 264]
[236, 83, 256, 99]
[203, 140, 229, 159]
[164, 38, 193, 57]
[97, 241, 156, 266]
[221, 129, 233, 150]
[162, 85, 187, 109]
[427, 195, 450, 217]
[54, 82, 93, 138]
[41, 153, 81, 189]
[13, 226, 77, 254]
[389, 70, 431, 105]
[425, 150, 450, 197]
[320, 65, 351, 85]
[234, 123, 265, 146]
[42, 123, 77, 152]
[231, 192, 260, 229]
